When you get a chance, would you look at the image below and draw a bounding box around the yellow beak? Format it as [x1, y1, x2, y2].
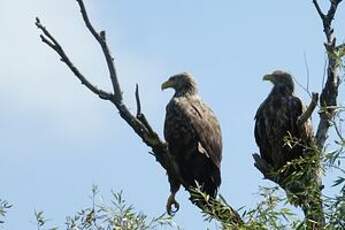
[263, 74, 273, 81]
[161, 80, 174, 90]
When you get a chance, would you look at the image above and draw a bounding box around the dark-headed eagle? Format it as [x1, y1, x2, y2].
[162, 72, 222, 215]
[254, 70, 314, 172]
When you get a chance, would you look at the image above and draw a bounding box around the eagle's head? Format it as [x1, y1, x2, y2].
[263, 70, 294, 92]
[161, 72, 198, 96]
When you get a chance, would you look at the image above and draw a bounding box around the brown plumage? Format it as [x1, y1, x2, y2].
[254, 70, 314, 171]
[162, 72, 222, 215]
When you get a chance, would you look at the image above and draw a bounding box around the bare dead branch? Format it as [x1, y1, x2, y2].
[297, 93, 319, 127]
[35, 0, 244, 225]
[35, 17, 113, 100]
[76, 0, 122, 101]
[313, 0, 343, 148]
[36, 5, 164, 153]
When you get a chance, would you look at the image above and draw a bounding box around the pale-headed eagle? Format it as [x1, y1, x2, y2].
[254, 70, 314, 172]
[162, 72, 222, 215]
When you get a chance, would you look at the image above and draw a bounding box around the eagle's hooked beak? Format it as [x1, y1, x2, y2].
[263, 74, 274, 82]
[161, 79, 174, 91]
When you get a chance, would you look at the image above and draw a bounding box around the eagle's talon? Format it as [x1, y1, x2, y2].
[166, 194, 180, 216]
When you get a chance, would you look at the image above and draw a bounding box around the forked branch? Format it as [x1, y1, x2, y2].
[312, 0, 343, 43]
[35, 17, 113, 101]
[313, 0, 343, 148]
[35, 2, 171, 176]
[76, 0, 122, 101]
[35, 0, 175, 208]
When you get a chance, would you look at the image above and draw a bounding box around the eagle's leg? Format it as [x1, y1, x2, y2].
[166, 192, 180, 216]
[166, 178, 180, 216]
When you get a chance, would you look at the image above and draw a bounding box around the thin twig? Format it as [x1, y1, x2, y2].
[304, 52, 310, 92]
[292, 76, 312, 99]
[135, 84, 142, 116]
[134, 84, 156, 133]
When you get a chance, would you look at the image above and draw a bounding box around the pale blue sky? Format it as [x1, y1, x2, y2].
[0, 0, 345, 229]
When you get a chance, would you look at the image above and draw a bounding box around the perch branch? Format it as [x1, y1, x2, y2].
[297, 93, 319, 127]
[35, 0, 244, 225]
[252, 153, 279, 184]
